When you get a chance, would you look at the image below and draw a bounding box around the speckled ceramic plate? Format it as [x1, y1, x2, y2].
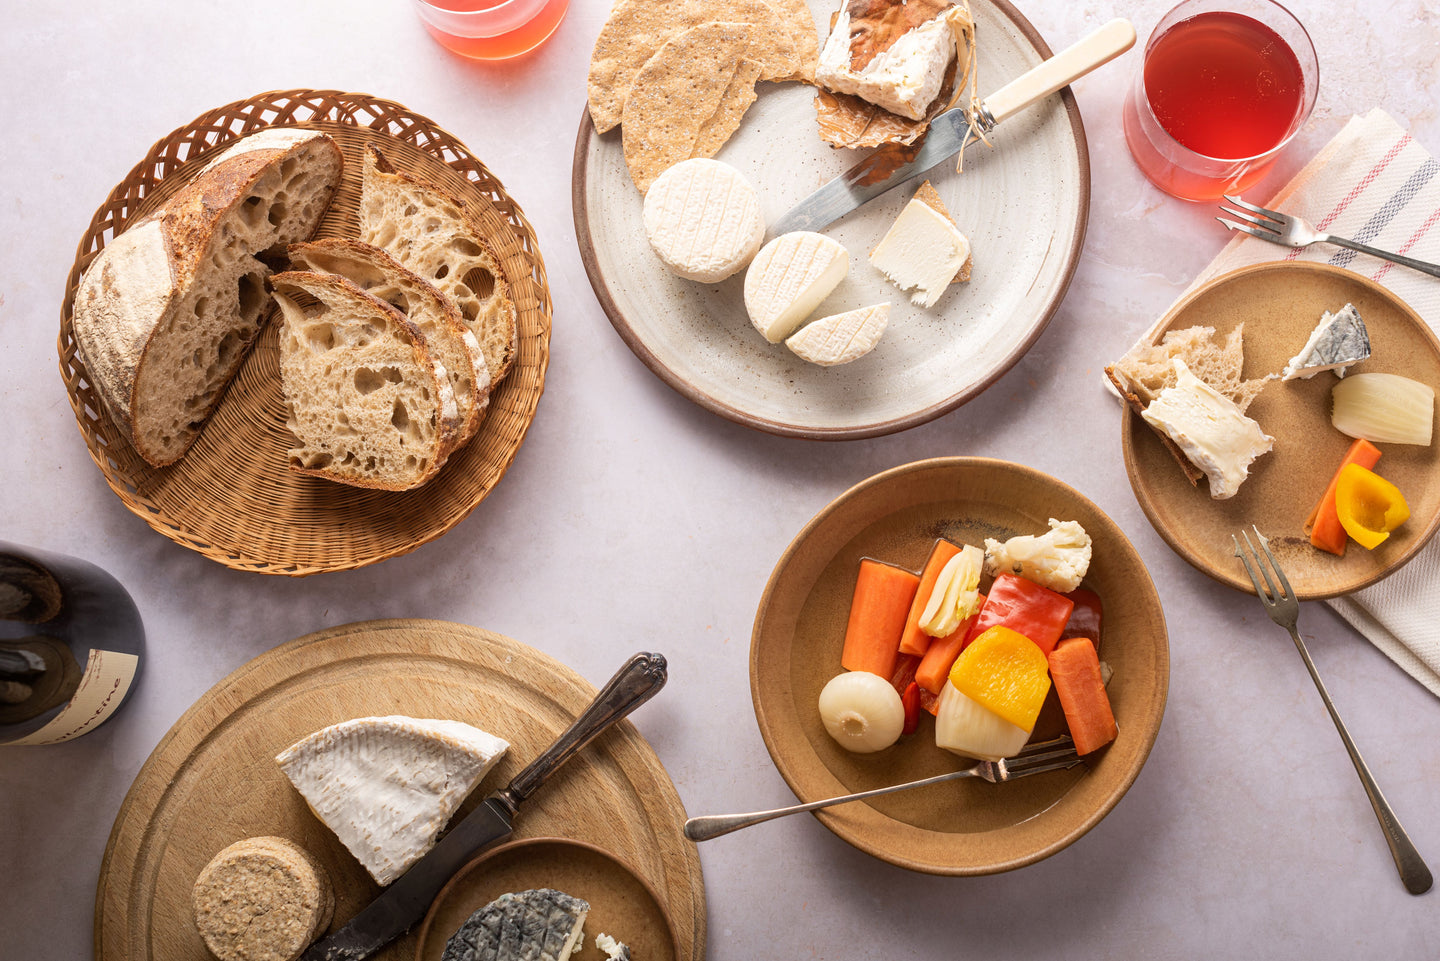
[572, 0, 1089, 439]
[750, 458, 1168, 874]
[1122, 261, 1440, 600]
[413, 838, 680, 961]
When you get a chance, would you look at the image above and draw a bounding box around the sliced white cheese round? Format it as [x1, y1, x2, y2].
[744, 232, 849, 343]
[785, 302, 890, 366]
[642, 158, 765, 283]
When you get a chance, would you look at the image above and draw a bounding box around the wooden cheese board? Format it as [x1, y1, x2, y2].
[95, 619, 704, 961]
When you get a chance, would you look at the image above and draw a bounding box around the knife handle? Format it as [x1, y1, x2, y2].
[497, 652, 668, 811]
[983, 19, 1136, 126]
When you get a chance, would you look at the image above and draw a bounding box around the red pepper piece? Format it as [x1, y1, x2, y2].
[901, 681, 921, 735]
[962, 574, 1076, 656]
[1060, 587, 1103, 651]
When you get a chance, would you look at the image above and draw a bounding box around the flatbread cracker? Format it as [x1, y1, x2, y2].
[692, 58, 764, 160]
[622, 22, 754, 192]
[589, 0, 801, 134]
[766, 0, 821, 81]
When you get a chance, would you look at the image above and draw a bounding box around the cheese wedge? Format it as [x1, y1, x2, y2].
[744, 232, 849, 343]
[815, 7, 956, 121]
[1281, 303, 1370, 380]
[276, 717, 509, 885]
[644, 158, 764, 283]
[870, 194, 971, 308]
[786, 303, 890, 366]
[442, 889, 590, 961]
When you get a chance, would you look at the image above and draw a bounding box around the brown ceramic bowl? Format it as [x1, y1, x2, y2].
[750, 458, 1169, 875]
[1122, 261, 1440, 599]
[414, 837, 680, 961]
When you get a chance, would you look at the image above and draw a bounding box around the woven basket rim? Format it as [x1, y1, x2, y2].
[58, 88, 552, 575]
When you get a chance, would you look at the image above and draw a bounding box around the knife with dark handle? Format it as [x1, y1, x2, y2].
[300, 651, 669, 961]
[771, 18, 1136, 235]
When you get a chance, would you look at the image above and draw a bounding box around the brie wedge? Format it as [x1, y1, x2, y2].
[744, 232, 849, 343]
[869, 198, 971, 307]
[1141, 359, 1274, 499]
[1281, 303, 1370, 380]
[276, 716, 509, 885]
[816, 8, 955, 120]
[643, 158, 764, 283]
[786, 303, 890, 366]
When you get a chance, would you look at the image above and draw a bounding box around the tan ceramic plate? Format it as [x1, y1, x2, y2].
[571, 0, 1088, 439]
[1122, 261, 1440, 600]
[414, 838, 679, 961]
[750, 458, 1168, 875]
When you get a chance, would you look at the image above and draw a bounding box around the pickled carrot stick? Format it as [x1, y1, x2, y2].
[1048, 637, 1117, 755]
[840, 559, 920, 678]
[913, 601, 983, 695]
[898, 539, 962, 657]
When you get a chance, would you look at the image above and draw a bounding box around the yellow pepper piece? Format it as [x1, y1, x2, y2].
[948, 626, 1051, 733]
[1334, 462, 1410, 549]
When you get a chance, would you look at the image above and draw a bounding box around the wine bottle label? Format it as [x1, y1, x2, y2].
[3, 649, 139, 746]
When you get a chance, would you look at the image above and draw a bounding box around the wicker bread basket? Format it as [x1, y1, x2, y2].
[58, 89, 551, 575]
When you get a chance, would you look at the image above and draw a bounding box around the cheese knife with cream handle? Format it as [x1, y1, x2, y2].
[772, 19, 1136, 235]
[300, 652, 668, 961]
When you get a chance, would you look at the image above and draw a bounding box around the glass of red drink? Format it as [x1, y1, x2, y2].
[1123, 0, 1318, 202]
[412, 0, 571, 60]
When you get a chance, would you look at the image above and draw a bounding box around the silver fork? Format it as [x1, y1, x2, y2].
[1233, 527, 1433, 894]
[684, 736, 1082, 841]
[1216, 195, 1440, 279]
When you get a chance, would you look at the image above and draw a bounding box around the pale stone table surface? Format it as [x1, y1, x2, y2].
[3, 1, 1438, 958]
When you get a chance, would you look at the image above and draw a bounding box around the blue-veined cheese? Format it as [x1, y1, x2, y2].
[869, 199, 971, 308]
[275, 716, 508, 886]
[643, 158, 764, 283]
[1141, 359, 1274, 499]
[744, 232, 849, 342]
[442, 889, 589, 961]
[816, 9, 955, 120]
[1281, 303, 1370, 380]
[785, 302, 890, 366]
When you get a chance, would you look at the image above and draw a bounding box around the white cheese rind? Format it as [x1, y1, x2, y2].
[785, 303, 890, 366]
[744, 232, 849, 343]
[276, 716, 509, 886]
[643, 159, 765, 284]
[1141, 359, 1274, 499]
[1281, 303, 1371, 380]
[869, 199, 970, 308]
[815, 10, 954, 120]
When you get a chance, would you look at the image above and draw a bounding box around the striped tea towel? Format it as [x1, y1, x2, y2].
[1157, 108, 1440, 697]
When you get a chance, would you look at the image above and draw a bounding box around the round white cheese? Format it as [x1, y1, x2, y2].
[643, 158, 765, 284]
[744, 232, 850, 343]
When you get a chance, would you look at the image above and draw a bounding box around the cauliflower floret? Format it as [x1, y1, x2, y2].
[983, 519, 1092, 592]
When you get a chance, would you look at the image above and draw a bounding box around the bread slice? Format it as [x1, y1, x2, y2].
[271, 271, 458, 491]
[72, 129, 343, 467]
[1106, 324, 1273, 486]
[358, 147, 517, 386]
[287, 238, 490, 444]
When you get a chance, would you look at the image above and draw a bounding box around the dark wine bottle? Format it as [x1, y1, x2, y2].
[0, 542, 145, 745]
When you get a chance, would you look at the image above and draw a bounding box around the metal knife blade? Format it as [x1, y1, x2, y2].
[771, 18, 1136, 235]
[300, 651, 669, 961]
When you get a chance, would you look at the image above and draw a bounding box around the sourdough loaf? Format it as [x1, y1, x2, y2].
[272, 271, 458, 491]
[288, 238, 490, 444]
[72, 129, 343, 467]
[358, 147, 517, 386]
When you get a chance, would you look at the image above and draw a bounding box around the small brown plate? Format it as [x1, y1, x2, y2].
[414, 837, 679, 961]
[750, 458, 1169, 875]
[1121, 261, 1440, 599]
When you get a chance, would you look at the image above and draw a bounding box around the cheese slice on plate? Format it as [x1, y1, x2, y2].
[1140, 358, 1274, 500]
[815, 6, 956, 121]
[786, 303, 890, 366]
[870, 185, 971, 308]
[744, 231, 849, 343]
[1281, 302, 1370, 380]
[441, 889, 589, 961]
[643, 158, 764, 283]
[276, 716, 509, 885]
